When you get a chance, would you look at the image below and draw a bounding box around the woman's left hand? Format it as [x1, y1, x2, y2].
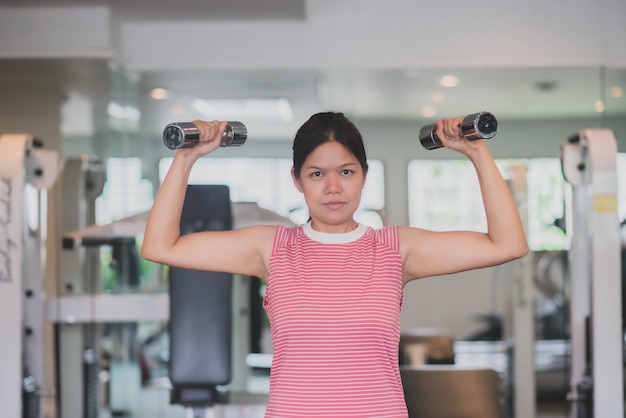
[436, 116, 486, 155]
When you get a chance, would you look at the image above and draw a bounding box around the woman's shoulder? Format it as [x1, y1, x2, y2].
[370, 224, 401, 249]
[371, 224, 399, 235]
[240, 223, 282, 237]
[238, 223, 300, 248]
[395, 224, 430, 243]
[272, 223, 302, 246]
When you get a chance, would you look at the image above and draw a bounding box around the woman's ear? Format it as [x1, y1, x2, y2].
[291, 167, 304, 193]
[362, 163, 369, 189]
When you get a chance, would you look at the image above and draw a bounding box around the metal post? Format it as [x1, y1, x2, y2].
[509, 164, 536, 418]
[0, 134, 30, 418]
[57, 157, 105, 418]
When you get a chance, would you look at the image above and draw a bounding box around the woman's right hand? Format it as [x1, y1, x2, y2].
[176, 119, 230, 160]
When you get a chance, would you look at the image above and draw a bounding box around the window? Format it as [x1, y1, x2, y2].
[94, 158, 156, 292]
[408, 158, 566, 251]
[96, 158, 154, 224]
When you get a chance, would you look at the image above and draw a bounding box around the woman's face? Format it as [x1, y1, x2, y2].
[292, 141, 366, 232]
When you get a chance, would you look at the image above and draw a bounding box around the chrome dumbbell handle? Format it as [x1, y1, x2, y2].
[419, 111, 498, 150]
[163, 121, 248, 150]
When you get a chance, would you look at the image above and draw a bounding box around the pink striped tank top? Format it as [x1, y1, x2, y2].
[263, 223, 408, 417]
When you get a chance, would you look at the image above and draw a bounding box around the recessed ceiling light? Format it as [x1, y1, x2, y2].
[439, 75, 459, 88]
[150, 88, 169, 100]
[594, 100, 605, 113]
[610, 86, 624, 98]
[421, 105, 436, 118]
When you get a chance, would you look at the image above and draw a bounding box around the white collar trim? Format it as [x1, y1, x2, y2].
[302, 221, 368, 244]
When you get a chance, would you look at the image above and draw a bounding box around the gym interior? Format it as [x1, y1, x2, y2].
[1, 1, 626, 417]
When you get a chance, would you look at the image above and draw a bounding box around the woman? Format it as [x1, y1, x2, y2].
[142, 112, 528, 417]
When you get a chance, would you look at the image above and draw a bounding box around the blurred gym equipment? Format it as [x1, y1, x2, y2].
[400, 365, 504, 418]
[560, 128, 623, 417]
[0, 134, 60, 418]
[168, 185, 234, 416]
[56, 199, 292, 417]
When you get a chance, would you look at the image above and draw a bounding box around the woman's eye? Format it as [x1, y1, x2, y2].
[312, 171, 322, 177]
[342, 169, 352, 175]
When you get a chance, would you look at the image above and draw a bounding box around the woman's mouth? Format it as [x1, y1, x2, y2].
[324, 201, 345, 210]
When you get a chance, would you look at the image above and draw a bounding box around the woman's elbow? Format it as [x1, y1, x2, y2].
[141, 244, 165, 264]
[517, 243, 530, 259]
[140, 246, 155, 263]
[509, 239, 530, 260]
[494, 237, 529, 264]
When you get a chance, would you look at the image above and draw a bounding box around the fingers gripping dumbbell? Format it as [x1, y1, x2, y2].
[163, 121, 248, 150]
[419, 111, 498, 150]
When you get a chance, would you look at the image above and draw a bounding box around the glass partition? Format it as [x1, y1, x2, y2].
[50, 63, 626, 415]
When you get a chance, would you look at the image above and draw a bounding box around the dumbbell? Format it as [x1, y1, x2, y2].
[419, 111, 498, 150]
[163, 121, 248, 150]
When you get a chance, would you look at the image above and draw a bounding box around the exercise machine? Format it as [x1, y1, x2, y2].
[56, 155, 105, 418]
[168, 185, 234, 418]
[0, 134, 59, 418]
[560, 128, 623, 417]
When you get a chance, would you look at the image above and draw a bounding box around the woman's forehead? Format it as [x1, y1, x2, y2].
[304, 141, 358, 166]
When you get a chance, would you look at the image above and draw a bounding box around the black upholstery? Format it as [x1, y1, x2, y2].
[168, 185, 233, 407]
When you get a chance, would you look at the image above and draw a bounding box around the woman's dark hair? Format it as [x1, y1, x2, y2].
[292, 112, 368, 179]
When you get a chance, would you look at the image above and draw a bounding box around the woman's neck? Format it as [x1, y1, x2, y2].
[309, 219, 359, 234]
[303, 221, 367, 244]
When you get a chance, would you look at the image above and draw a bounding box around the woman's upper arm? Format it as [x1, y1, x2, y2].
[399, 226, 523, 284]
[142, 225, 276, 280]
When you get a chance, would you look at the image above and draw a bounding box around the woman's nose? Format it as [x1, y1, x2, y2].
[325, 174, 341, 192]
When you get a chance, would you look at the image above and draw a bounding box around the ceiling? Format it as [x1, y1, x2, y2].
[2, 59, 623, 140]
[0, 0, 307, 21]
[0, 1, 625, 140]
